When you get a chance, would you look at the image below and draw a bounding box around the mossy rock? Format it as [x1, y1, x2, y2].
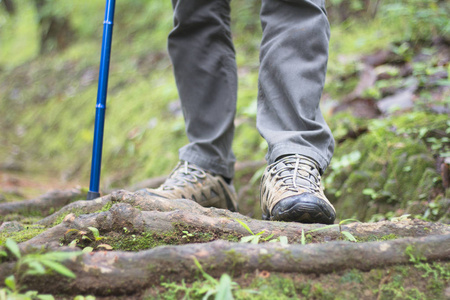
[326, 112, 446, 221]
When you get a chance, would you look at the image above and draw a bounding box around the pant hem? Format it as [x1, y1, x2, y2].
[179, 150, 235, 179]
[267, 144, 330, 173]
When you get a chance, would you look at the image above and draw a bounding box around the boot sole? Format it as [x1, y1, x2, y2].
[268, 194, 336, 224]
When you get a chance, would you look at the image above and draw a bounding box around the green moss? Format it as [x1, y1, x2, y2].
[326, 112, 448, 221]
[106, 231, 169, 251]
[224, 249, 248, 271]
[0, 225, 46, 246]
[257, 253, 274, 267]
[380, 234, 399, 241]
[93, 202, 113, 213]
[52, 208, 85, 227]
[340, 270, 363, 284]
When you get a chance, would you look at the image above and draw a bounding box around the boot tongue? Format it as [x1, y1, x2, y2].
[276, 156, 319, 189]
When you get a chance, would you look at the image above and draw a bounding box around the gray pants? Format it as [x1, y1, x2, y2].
[168, 0, 334, 179]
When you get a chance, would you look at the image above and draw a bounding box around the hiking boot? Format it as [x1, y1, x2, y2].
[146, 161, 238, 212]
[260, 154, 335, 224]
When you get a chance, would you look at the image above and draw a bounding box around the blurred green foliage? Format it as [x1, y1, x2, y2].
[0, 0, 448, 213]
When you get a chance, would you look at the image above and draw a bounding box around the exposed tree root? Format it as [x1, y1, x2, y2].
[1, 188, 449, 297]
[1, 234, 449, 296]
[23, 200, 449, 250]
[0, 188, 85, 217]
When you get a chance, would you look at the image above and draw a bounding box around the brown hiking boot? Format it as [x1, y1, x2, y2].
[260, 154, 335, 224]
[146, 161, 238, 212]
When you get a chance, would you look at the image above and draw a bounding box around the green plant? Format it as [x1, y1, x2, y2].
[235, 219, 266, 244]
[73, 296, 96, 300]
[87, 227, 104, 241]
[161, 257, 239, 299]
[308, 219, 360, 242]
[405, 245, 450, 281]
[381, 0, 450, 44]
[0, 239, 82, 299]
[234, 219, 288, 244]
[63, 227, 110, 250]
[181, 230, 194, 241]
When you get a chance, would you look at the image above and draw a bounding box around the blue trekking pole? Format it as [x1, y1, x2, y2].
[87, 0, 116, 200]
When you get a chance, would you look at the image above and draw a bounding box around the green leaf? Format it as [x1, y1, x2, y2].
[203, 290, 216, 300]
[5, 275, 16, 291]
[255, 230, 265, 236]
[0, 250, 7, 257]
[193, 257, 217, 285]
[279, 236, 288, 245]
[37, 295, 55, 300]
[82, 247, 94, 253]
[5, 239, 21, 259]
[88, 227, 101, 240]
[40, 259, 76, 279]
[215, 274, 234, 300]
[24, 290, 39, 297]
[250, 235, 261, 245]
[262, 233, 274, 241]
[41, 251, 82, 261]
[339, 219, 361, 225]
[0, 289, 7, 299]
[240, 236, 253, 243]
[301, 229, 306, 245]
[341, 231, 357, 242]
[234, 219, 254, 235]
[68, 239, 79, 248]
[24, 261, 46, 276]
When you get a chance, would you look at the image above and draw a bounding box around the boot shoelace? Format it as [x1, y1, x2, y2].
[272, 155, 321, 194]
[162, 161, 206, 190]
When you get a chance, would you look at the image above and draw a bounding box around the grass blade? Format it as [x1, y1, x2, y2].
[40, 259, 76, 279]
[234, 219, 254, 235]
[5, 239, 21, 259]
[341, 231, 357, 242]
[215, 274, 234, 300]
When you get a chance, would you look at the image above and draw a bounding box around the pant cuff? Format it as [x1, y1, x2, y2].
[179, 150, 235, 179]
[266, 144, 331, 174]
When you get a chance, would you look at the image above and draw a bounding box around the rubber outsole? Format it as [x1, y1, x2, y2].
[268, 193, 336, 224]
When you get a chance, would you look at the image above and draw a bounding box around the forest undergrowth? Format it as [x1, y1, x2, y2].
[0, 0, 449, 299]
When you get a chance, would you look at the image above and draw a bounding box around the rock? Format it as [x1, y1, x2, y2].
[377, 88, 415, 114]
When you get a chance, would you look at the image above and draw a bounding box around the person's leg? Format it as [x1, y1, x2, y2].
[258, 0, 335, 223]
[168, 0, 237, 179]
[257, 0, 334, 169]
[145, 0, 238, 212]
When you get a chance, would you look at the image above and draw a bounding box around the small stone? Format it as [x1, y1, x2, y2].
[0, 221, 24, 233]
[63, 213, 76, 223]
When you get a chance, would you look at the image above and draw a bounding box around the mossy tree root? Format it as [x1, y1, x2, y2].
[1, 234, 449, 296]
[22, 202, 449, 250]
